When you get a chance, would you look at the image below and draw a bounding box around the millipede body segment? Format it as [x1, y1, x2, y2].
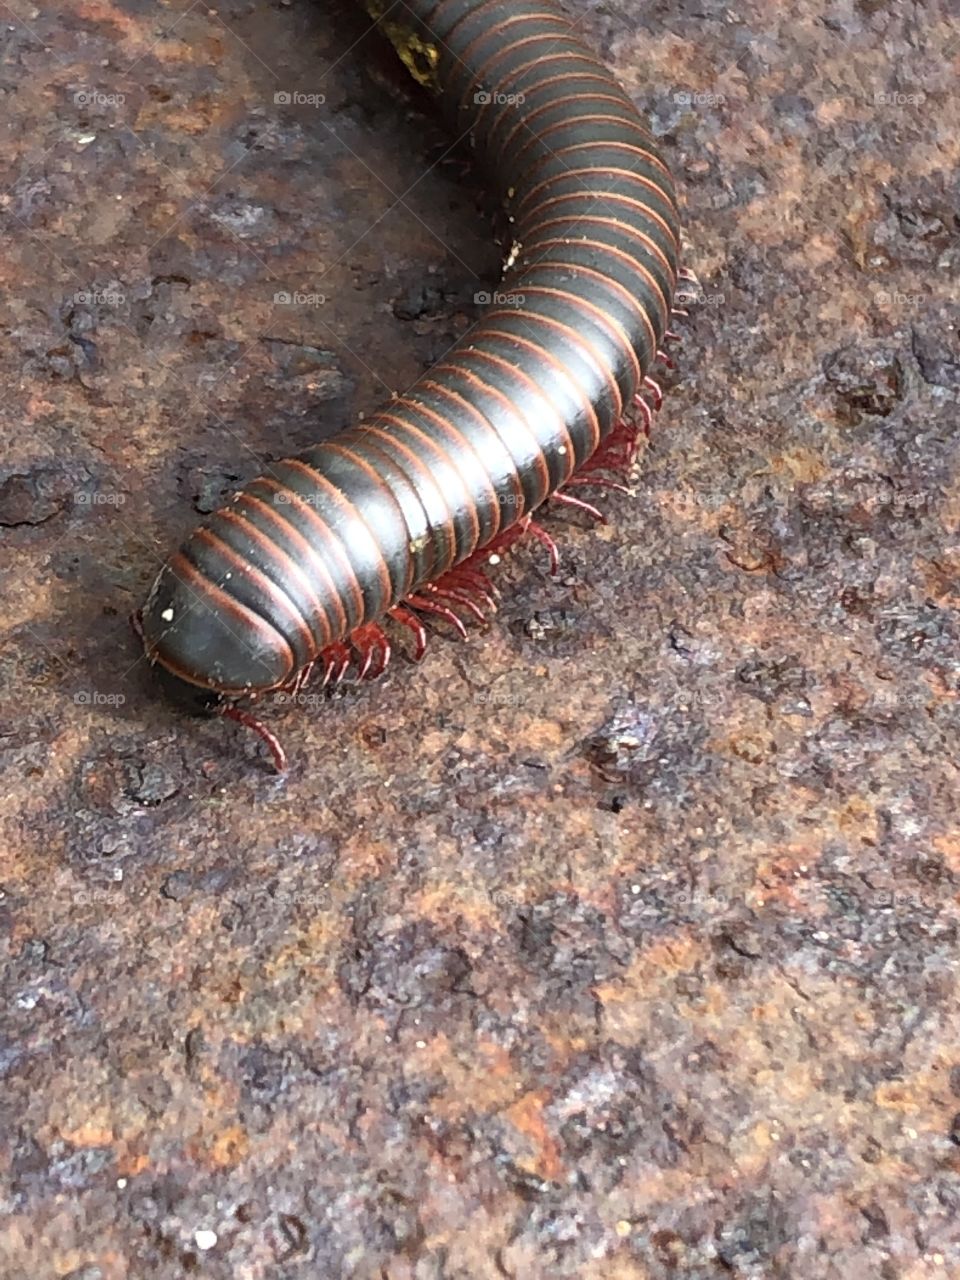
[138, 0, 683, 769]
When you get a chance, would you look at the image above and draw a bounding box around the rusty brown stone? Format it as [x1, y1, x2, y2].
[1, 1, 958, 1278]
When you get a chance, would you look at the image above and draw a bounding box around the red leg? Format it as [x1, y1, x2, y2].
[632, 394, 653, 438]
[395, 509, 564, 651]
[374, 630, 391, 678]
[349, 622, 392, 680]
[404, 593, 469, 638]
[388, 604, 428, 660]
[289, 658, 316, 696]
[524, 519, 560, 575]
[438, 566, 498, 612]
[642, 375, 664, 410]
[550, 490, 605, 523]
[477, 518, 536, 562]
[457, 514, 561, 574]
[422, 582, 490, 626]
[581, 417, 643, 475]
[220, 705, 288, 773]
[564, 476, 632, 496]
[318, 640, 352, 686]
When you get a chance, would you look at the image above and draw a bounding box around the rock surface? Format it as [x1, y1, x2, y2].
[0, 1, 958, 1277]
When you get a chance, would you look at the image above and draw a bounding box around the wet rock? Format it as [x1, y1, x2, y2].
[912, 325, 960, 387]
[206, 196, 277, 238]
[736, 655, 807, 704]
[261, 338, 345, 382]
[515, 606, 584, 652]
[823, 345, 903, 420]
[124, 760, 180, 807]
[236, 1042, 294, 1104]
[338, 915, 473, 1013]
[875, 601, 955, 660]
[176, 455, 249, 514]
[584, 705, 661, 782]
[0, 467, 72, 526]
[392, 280, 447, 321]
[161, 865, 236, 901]
[772, 92, 814, 128]
[3, 0, 959, 1276]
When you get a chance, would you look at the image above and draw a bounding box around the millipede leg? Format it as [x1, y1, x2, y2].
[422, 583, 490, 625]
[564, 476, 632, 496]
[551, 490, 606, 523]
[576, 418, 641, 478]
[632, 394, 654, 438]
[391, 511, 563, 658]
[642, 375, 664, 410]
[525, 519, 560, 575]
[405, 594, 469, 639]
[387, 605, 429, 660]
[437, 566, 499, 612]
[319, 641, 352, 686]
[220, 705, 288, 774]
[349, 622, 392, 680]
[289, 658, 316, 696]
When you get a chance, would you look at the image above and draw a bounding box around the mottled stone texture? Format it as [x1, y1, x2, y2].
[1, 0, 958, 1277]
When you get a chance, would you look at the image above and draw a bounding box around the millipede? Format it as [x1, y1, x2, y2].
[136, 0, 696, 772]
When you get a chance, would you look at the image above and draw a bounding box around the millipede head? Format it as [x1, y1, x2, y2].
[133, 607, 288, 770]
[139, 559, 295, 709]
[152, 664, 224, 717]
[131, 608, 222, 716]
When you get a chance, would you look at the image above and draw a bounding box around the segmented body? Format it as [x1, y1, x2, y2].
[139, 0, 682, 763]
